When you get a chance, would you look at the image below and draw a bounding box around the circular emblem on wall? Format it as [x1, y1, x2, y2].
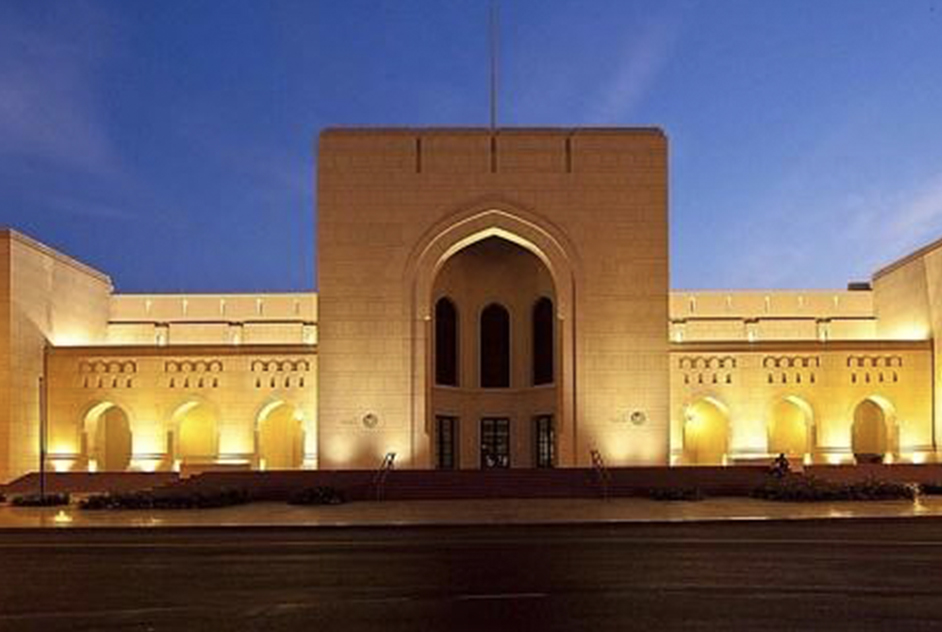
[362, 412, 379, 429]
[629, 410, 647, 426]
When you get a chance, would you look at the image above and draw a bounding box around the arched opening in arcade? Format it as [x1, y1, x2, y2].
[683, 397, 729, 465]
[84, 402, 132, 472]
[257, 401, 305, 470]
[852, 397, 895, 464]
[768, 396, 813, 459]
[172, 401, 218, 465]
[430, 235, 558, 469]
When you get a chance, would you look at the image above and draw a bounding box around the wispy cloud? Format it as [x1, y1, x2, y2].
[849, 173, 942, 271]
[0, 5, 120, 178]
[582, 16, 682, 124]
[33, 192, 137, 222]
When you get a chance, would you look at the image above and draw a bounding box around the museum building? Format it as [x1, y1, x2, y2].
[1, 127, 939, 483]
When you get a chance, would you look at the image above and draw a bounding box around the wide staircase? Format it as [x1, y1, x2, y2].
[2, 472, 179, 496]
[140, 463, 773, 502]
[12, 462, 931, 502]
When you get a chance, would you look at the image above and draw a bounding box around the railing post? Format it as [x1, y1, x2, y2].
[372, 452, 397, 501]
[590, 449, 611, 500]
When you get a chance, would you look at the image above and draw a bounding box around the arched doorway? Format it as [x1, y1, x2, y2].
[852, 398, 891, 463]
[683, 397, 729, 465]
[258, 402, 304, 470]
[84, 402, 132, 472]
[173, 402, 218, 464]
[768, 397, 812, 457]
[406, 206, 578, 468]
[430, 235, 557, 469]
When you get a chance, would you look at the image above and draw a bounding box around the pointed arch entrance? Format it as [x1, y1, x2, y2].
[683, 397, 729, 465]
[768, 396, 813, 458]
[407, 204, 579, 468]
[83, 402, 132, 472]
[852, 397, 895, 463]
[172, 401, 218, 464]
[257, 401, 305, 470]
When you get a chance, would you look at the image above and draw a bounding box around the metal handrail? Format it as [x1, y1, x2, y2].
[373, 452, 396, 501]
[589, 449, 611, 500]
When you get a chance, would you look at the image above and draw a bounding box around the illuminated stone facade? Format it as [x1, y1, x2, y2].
[0, 127, 939, 481]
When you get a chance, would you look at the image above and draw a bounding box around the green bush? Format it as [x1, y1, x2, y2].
[920, 482, 942, 495]
[648, 487, 705, 502]
[753, 475, 916, 502]
[11, 493, 70, 507]
[79, 488, 250, 510]
[288, 486, 346, 506]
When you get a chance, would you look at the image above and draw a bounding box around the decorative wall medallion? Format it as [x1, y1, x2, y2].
[629, 410, 647, 426]
[362, 412, 379, 429]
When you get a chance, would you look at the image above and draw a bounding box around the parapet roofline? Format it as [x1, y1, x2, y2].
[873, 234, 942, 281]
[114, 292, 317, 298]
[0, 227, 113, 287]
[669, 288, 868, 294]
[320, 126, 666, 137]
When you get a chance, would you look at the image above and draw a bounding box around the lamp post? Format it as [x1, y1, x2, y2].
[39, 375, 46, 500]
[39, 343, 49, 500]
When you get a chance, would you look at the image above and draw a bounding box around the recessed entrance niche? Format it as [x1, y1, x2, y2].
[430, 236, 558, 469]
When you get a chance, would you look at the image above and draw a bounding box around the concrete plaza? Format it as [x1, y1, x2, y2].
[5, 495, 942, 529]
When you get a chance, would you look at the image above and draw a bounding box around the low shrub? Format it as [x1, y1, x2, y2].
[648, 487, 705, 502]
[79, 488, 250, 511]
[0, 492, 6, 504]
[288, 486, 346, 506]
[11, 493, 70, 507]
[920, 482, 942, 495]
[753, 474, 916, 502]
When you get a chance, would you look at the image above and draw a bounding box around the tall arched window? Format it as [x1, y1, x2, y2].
[532, 296, 554, 385]
[480, 303, 510, 388]
[435, 297, 458, 386]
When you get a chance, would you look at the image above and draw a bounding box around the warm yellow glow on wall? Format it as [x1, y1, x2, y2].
[50, 329, 95, 347]
[826, 452, 852, 465]
[683, 397, 729, 465]
[887, 324, 931, 341]
[218, 430, 254, 456]
[49, 455, 76, 473]
[131, 457, 160, 473]
[322, 436, 356, 466]
[132, 431, 164, 457]
[49, 441, 78, 456]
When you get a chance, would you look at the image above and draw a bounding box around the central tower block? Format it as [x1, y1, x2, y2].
[316, 128, 669, 469]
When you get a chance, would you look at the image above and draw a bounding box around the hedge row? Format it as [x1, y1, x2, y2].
[79, 488, 250, 510]
[287, 486, 347, 506]
[752, 475, 917, 502]
[648, 487, 705, 501]
[10, 493, 70, 507]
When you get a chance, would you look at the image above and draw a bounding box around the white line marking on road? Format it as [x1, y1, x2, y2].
[456, 592, 547, 601]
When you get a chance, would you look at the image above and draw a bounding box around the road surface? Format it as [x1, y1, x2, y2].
[2, 518, 942, 630]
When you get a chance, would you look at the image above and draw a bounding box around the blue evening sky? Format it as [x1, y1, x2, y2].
[1, 1, 940, 292]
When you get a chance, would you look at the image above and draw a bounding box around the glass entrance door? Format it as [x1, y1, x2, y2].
[480, 417, 510, 468]
[435, 415, 458, 470]
[534, 414, 555, 468]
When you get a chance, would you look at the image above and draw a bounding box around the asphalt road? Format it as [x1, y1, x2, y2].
[3, 519, 942, 631]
